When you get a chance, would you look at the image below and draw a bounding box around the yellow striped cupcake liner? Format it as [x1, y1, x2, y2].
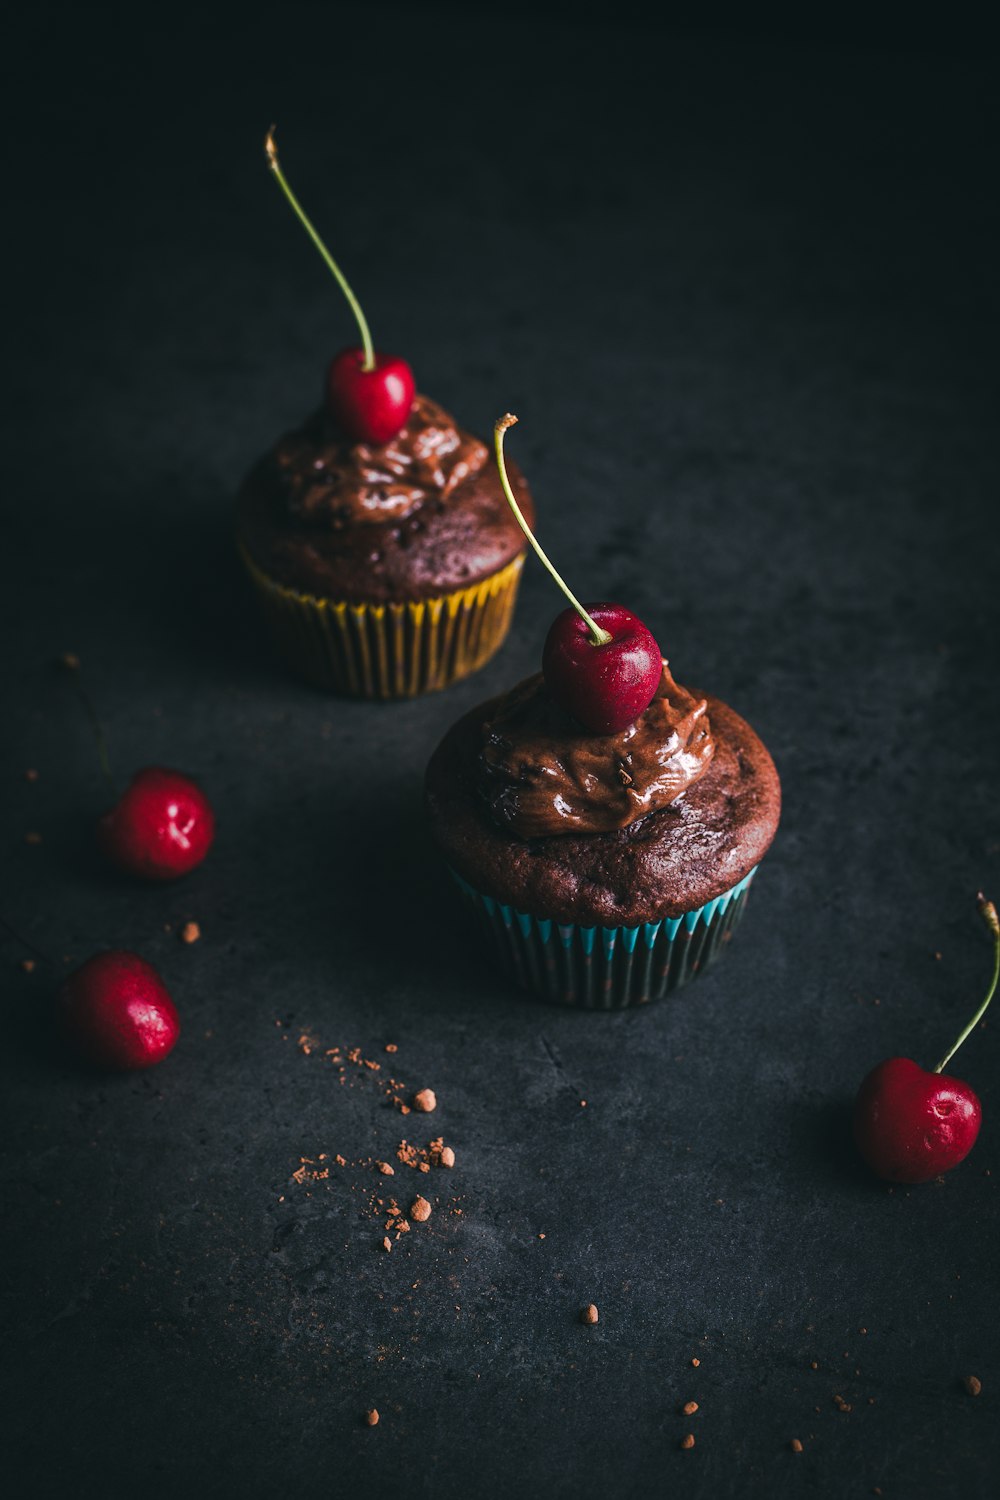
[239, 546, 525, 698]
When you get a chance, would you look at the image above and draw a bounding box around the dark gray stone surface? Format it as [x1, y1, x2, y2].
[2, 9, 998, 1497]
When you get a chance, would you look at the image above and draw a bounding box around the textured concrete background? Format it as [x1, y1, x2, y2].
[2, 7, 998, 1497]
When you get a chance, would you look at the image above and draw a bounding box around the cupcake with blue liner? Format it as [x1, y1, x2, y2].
[423, 416, 780, 1009]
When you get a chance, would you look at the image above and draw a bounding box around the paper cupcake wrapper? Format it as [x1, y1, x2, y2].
[239, 547, 524, 698]
[449, 866, 758, 1009]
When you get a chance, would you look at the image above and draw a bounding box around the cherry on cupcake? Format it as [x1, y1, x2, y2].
[853, 893, 998, 1183]
[58, 950, 180, 1070]
[265, 128, 415, 445]
[494, 415, 662, 733]
[62, 654, 215, 881]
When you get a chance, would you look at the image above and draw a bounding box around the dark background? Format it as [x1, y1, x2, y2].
[3, 5, 999, 1497]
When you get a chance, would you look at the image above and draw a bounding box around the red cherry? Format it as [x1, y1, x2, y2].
[98, 767, 215, 881]
[326, 347, 415, 445]
[58, 951, 180, 1070]
[853, 1057, 981, 1183]
[542, 603, 663, 733]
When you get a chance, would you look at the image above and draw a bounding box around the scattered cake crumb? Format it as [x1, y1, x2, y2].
[581, 1304, 599, 1326]
[385, 1043, 398, 1053]
[440, 1145, 455, 1168]
[376, 1161, 394, 1176]
[680, 1434, 695, 1450]
[410, 1196, 431, 1223]
[790, 1439, 803, 1453]
[413, 1088, 437, 1113]
[691, 1358, 700, 1368]
[365, 1408, 379, 1427]
[180, 921, 201, 945]
[382, 1237, 391, 1253]
[682, 1401, 698, 1415]
[963, 1375, 982, 1396]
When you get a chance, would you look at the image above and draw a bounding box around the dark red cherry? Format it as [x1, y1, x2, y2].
[98, 767, 215, 881]
[542, 603, 663, 734]
[853, 1056, 982, 1183]
[326, 347, 415, 445]
[58, 950, 180, 1070]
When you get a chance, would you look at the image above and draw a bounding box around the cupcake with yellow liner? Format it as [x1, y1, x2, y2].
[424, 416, 780, 1008]
[236, 131, 533, 697]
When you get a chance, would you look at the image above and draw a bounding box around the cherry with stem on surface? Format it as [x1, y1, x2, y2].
[853, 893, 999, 1183]
[265, 127, 415, 445]
[61, 655, 215, 882]
[494, 415, 663, 734]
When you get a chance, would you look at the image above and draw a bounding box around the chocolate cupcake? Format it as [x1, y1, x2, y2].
[237, 395, 533, 696]
[238, 130, 533, 696]
[426, 664, 780, 1007]
[423, 413, 780, 1008]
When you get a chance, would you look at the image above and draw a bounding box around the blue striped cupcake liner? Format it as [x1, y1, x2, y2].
[449, 866, 758, 1009]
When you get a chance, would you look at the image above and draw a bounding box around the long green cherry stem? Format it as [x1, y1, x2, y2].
[494, 416, 612, 647]
[264, 127, 375, 372]
[60, 653, 116, 797]
[934, 893, 1000, 1073]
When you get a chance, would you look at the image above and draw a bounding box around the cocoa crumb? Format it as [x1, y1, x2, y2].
[385, 1043, 398, 1053]
[789, 1439, 803, 1453]
[538, 1233, 546, 1240]
[963, 1375, 982, 1396]
[418, 1162, 430, 1174]
[365, 1408, 379, 1427]
[20, 959, 35, 973]
[396, 1219, 411, 1234]
[581, 1304, 599, 1326]
[382, 1237, 391, 1253]
[376, 1161, 394, 1176]
[439, 1145, 456, 1169]
[680, 1434, 695, 1450]
[180, 921, 201, 945]
[681, 1401, 698, 1415]
[335, 1154, 347, 1166]
[690, 1358, 700, 1368]
[410, 1196, 431, 1223]
[413, 1088, 437, 1113]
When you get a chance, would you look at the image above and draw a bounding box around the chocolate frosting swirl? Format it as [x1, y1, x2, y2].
[478, 664, 715, 838]
[272, 394, 488, 526]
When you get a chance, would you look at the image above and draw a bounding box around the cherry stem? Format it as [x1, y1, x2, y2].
[0, 913, 51, 965]
[933, 893, 1000, 1074]
[494, 416, 612, 647]
[264, 127, 375, 373]
[60, 655, 117, 798]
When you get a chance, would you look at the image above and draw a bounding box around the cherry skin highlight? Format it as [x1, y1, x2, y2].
[58, 951, 181, 1070]
[98, 767, 215, 881]
[853, 1056, 982, 1183]
[326, 348, 415, 445]
[542, 603, 663, 734]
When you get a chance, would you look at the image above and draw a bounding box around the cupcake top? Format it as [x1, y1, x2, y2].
[480, 663, 715, 837]
[425, 667, 781, 926]
[237, 394, 534, 604]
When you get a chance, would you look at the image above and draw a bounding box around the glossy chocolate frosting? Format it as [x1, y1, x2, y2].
[479, 664, 714, 837]
[275, 394, 489, 526]
[236, 394, 533, 605]
[425, 693, 781, 927]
